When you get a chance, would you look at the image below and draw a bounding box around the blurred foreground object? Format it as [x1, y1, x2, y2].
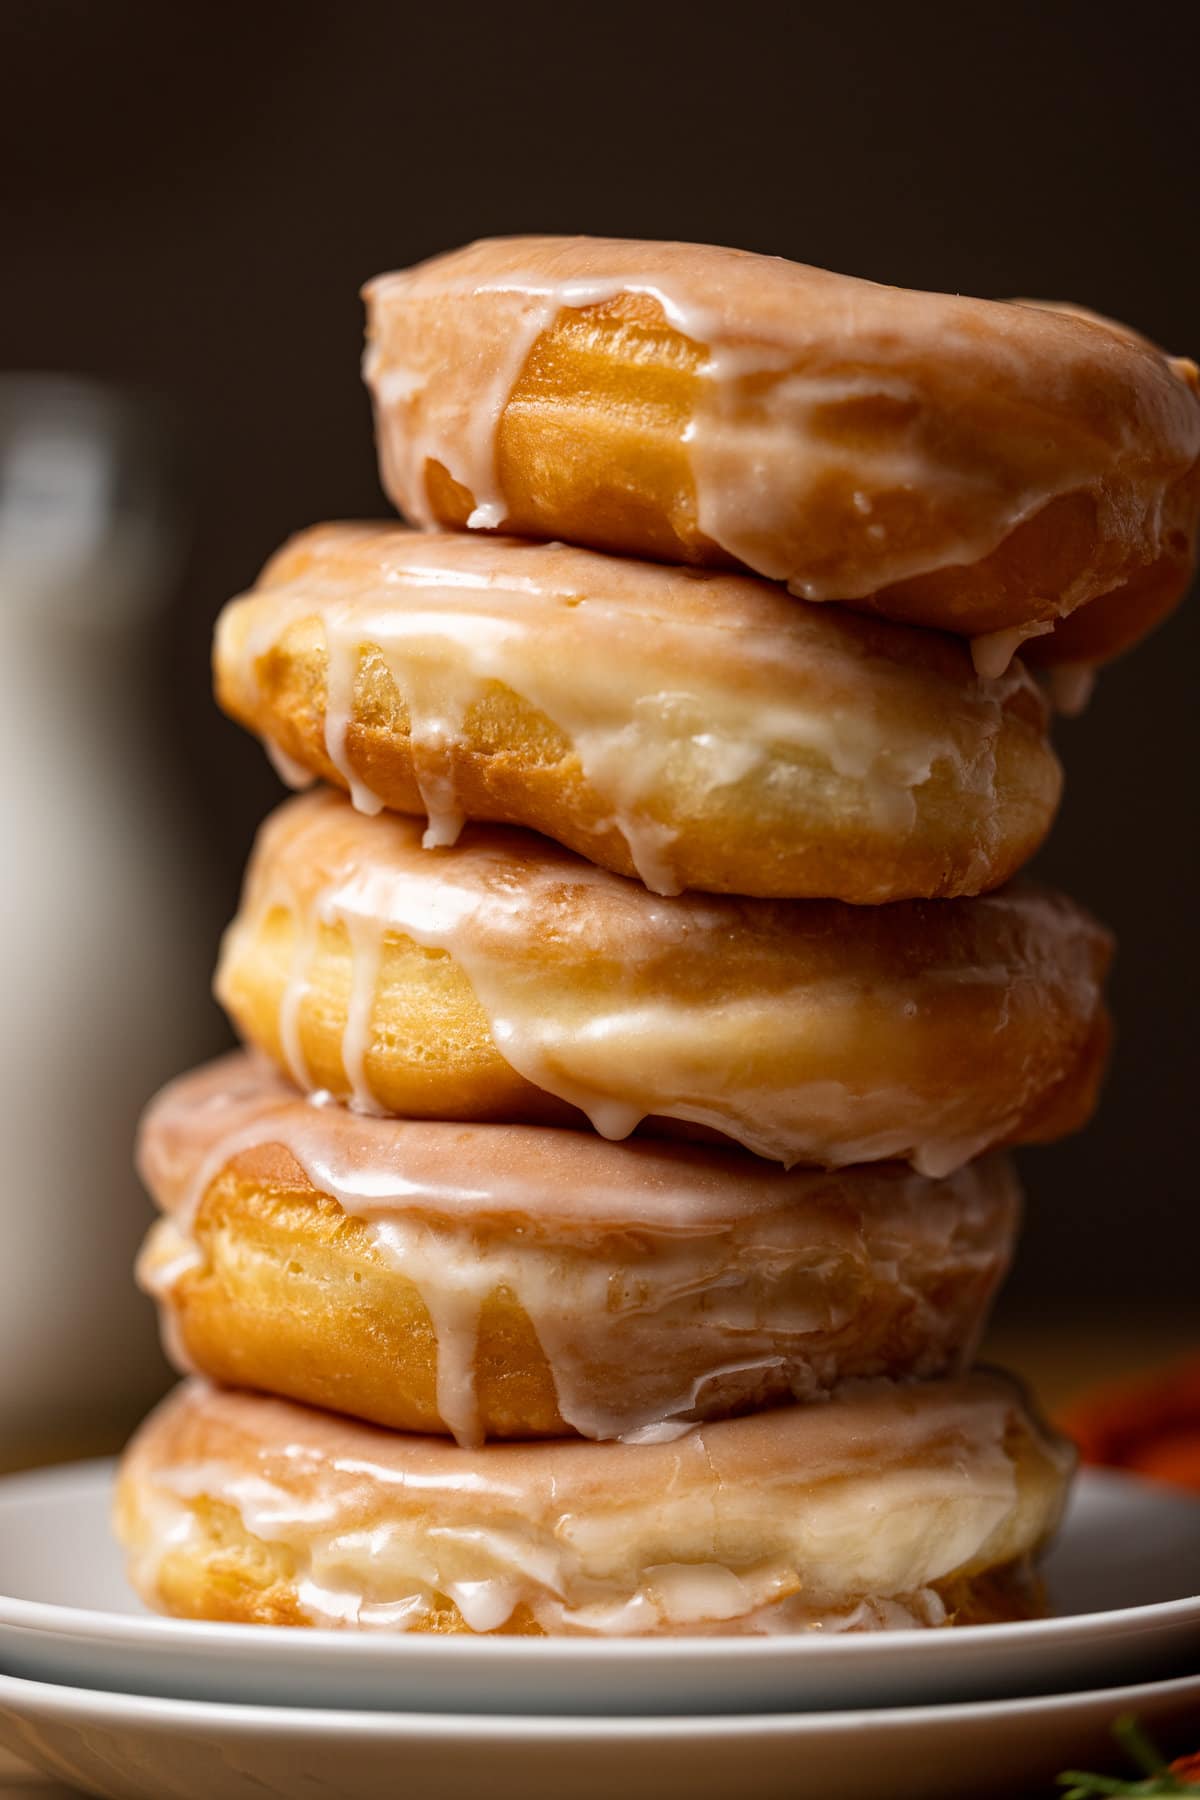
[1059, 1715, 1200, 1795]
[0, 376, 209, 1464]
[1061, 1355, 1200, 1492]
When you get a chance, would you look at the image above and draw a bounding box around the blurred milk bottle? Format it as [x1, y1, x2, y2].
[0, 376, 211, 1460]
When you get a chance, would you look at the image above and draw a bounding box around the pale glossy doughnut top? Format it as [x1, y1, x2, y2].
[139, 1052, 1019, 1236]
[117, 1374, 1073, 1635]
[364, 236, 1200, 667]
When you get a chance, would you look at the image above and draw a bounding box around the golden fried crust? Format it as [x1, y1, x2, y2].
[142, 1184, 565, 1439]
[214, 790, 1112, 1173]
[135, 1058, 1021, 1441]
[363, 238, 1200, 665]
[214, 524, 1062, 902]
[114, 1377, 1073, 1635]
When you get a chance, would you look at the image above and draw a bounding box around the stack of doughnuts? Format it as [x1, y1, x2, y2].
[116, 238, 1199, 1638]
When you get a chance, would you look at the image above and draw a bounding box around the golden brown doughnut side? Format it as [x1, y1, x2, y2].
[114, 1376, 1074, 1635]
[483, 292, 712, 565]
[213, 791, 1114, 1169]
[490, 298, 1199, 655]
[868, 482, 1198, 657]
[1006, 1009, 1114, 1148]
[364, 238, 1200, 663]
[220, 905, 574, 1126]
[139, 1181, 566, 1438]
[1020, 545, 1193, 668]
[135, 1138, 1018, 1440]
[216, 902, 1113, 1159]
[213, 523, 1063, 901]
[215, 633, 1060, 905]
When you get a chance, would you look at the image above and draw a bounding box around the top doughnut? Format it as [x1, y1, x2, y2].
[363, 237, 1200, 672]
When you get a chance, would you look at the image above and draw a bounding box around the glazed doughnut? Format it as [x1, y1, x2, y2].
[363, 237, 1200, 670]
[136, 1054, 1020, 1446]
[115, 1374, 1073, 1635]
[214, 523, 1062, 902]
[214, 789, 1112, 1175]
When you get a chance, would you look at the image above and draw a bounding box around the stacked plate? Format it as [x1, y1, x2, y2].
[0, 1461, 1196, 1799]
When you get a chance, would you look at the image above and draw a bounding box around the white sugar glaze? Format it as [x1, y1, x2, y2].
[136, 1055, 1019, 1446]
[970, 621, 1056, 681]
[363, 238, 1200, 670]
[262, 737, 315, 791]
[119, 1377, 1073, 1635]
[218, 525, 1042, 892]
[215, 790, 1111, 1174]
[1044, 661, 1098, 718]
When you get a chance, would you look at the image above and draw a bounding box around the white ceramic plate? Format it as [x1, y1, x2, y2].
[0, 1461, 1197, 1717]
[1, 1667, 1199, 1800]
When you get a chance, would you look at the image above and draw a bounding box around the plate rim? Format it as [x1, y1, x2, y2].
[1, 1664, 1199, 1736]
[1, 1458, 1197, 1663]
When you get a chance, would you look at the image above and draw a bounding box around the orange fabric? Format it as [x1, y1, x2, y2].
[1060, 1354, 1200, 1493]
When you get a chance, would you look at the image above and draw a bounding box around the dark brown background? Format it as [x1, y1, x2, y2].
[3, 0, 1197, 1327]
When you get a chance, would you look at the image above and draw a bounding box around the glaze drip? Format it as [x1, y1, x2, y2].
[363, 237, 1200, 626]
[118, 1377, 1074, 1635]
[215, 790, 1112, 1173]
[136, 1056, 1020, 1447]
[218, 526, 1040, 895]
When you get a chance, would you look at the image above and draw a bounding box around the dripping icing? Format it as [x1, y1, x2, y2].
[136, 1057, 1021, 1448]
[122, 1375, 1066, 1634]
[362, 237, 1200, 617]
[222, 528, 1040, 895]
[214, 791, 1108, 1172]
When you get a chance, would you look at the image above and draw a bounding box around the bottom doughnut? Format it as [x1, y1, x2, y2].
[115, 1376, 1073, 1636]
